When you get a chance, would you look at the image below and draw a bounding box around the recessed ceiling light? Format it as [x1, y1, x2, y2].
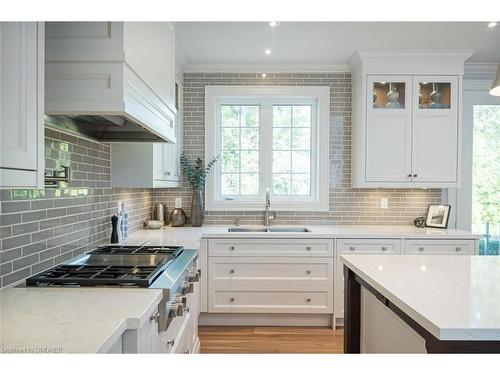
[261, 73, 267, 78]
[265, 49, 271, 55]
[488, 22, 497, 28]
[269, 21, 279, 28]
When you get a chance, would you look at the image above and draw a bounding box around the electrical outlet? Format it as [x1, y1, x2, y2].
[380, 198, 388, 209]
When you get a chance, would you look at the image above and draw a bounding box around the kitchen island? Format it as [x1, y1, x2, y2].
[341, 254, 500, 353]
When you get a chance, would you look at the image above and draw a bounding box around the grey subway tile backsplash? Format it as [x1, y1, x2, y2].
[0, 129, 152, 288]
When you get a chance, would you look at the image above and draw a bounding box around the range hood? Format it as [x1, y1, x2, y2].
[44, 115, 170, 143]
[44, 21, 177, 143]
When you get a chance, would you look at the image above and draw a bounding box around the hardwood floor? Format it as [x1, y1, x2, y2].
[199, 326, 344, 354]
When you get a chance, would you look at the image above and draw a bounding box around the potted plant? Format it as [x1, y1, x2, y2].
[180, 154, 219, 227]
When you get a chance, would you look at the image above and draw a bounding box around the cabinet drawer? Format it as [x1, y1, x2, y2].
[404, 240, 475, 255]
[209, 290, 332, 314]
[209, 238, 333, 257]
[337, 239, 401, 254]
[209, 257, 333, 288]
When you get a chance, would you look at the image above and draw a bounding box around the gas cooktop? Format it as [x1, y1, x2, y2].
[26, 244, 185, 287]
[25, 264, 165, 287]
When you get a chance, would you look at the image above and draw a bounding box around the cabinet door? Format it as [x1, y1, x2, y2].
[412, 76, 458, 183]
[153, 143, 166, 181]
[1, 23, 43, 181]
[366, 76, 412, 182]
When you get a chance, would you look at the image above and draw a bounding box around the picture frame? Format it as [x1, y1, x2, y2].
[425, 204, 451, 228]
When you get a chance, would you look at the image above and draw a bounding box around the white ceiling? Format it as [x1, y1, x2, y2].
[176, 22, 500, 70]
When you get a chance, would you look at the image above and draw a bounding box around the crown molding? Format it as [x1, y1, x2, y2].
[183, 63, 351, 73]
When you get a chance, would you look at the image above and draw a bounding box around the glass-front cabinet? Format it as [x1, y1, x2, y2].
[372, 81, 407, 109]
[418, 81, 451, 109]
[366, 76, 412, 182]
[365, 74, 458, 184]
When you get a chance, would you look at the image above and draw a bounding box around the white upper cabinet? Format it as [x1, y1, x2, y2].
[366, 76, 412, 182]
[412, 76, 459, 183]
[112, 78, 183, 188]
[350, 50, 473, 188]
[0, 22, 44, 188]
[45, 22, 176, 143]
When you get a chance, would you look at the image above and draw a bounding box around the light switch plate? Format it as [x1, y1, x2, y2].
[380, 198, 388, 209]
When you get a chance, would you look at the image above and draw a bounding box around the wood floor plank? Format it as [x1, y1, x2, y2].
[199, 326, 344, 354]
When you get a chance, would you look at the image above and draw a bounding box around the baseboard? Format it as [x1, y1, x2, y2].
[192, 337, 201, 354]
[199, 313, 334, 327]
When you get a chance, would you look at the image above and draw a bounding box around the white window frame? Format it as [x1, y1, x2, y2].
[205, 85, 330, 212]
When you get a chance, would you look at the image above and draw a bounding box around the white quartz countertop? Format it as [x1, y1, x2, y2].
[0, 287, 162, 353]
[126, 225, 480, 249]
[341, 254, 500, 341]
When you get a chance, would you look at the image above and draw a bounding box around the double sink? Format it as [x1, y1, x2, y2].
[228, 227, 311, 233]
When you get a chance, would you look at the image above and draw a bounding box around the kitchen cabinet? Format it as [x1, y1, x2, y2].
[207, 238, 334, 314]
[0, 22, 44, 188]
[111, 77, 183, 188]
[350, 50, 472, 188]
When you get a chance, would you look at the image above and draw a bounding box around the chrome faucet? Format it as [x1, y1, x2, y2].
[264, 188, 275, 228]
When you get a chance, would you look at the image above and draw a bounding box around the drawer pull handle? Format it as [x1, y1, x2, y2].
[456, 247, 462, 252]
[306, 270, 311, 275]
[419, 247, 425, 252]
[349, 246, 355, 251]
[230, 297, 235, 302]
[381, 246, 388, 251]
[229, 246, 235, 250]
[306, 298, 312, 303]
[306, 246, 312, 251]
[229, 269, 235, 274]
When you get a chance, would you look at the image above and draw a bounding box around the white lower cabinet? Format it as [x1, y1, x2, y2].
[404, 239, 475, 255]
[207, 239, 334, 315]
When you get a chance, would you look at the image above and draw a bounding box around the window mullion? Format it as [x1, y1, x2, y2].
[261, 100, 273, 197]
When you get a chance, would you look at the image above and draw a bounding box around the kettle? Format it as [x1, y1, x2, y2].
[152, 203, 166, 225]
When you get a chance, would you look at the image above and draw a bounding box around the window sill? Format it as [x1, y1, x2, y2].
[205, 200, 330, 212]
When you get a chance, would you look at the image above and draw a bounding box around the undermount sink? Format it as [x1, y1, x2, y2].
[227, 227, 268, 233]
[227, 227, 311, 233]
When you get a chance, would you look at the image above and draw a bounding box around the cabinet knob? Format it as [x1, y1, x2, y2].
[413, 174, 418, 178]
[419, 247, 425, 252]
[381, 246, 388, 251]
[229, 246, 235, 250]
[306, 270, 311, 275]
[165, 171, 171, 176]
[150, 312, 160, 323]
[456, 247, 462, 252]
[407, 174, 412, 178]
[349, 246, 356, 251]
[166, 339, 175, 346]
[229, 297, 235, 302]
[229, 269, 235, 274]
[306, 298, 312, 303]
[306, 246, 312, 251]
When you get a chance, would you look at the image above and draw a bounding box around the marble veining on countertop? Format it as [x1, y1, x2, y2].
[0, 287, 162, 353]
[341, 254, 500, 341]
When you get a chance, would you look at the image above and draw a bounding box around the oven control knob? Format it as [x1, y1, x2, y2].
[188, 267, 201, 282]
[173, 294, 187, 307]
[166, 302, 179, 318]
[182, 281, 194, 294]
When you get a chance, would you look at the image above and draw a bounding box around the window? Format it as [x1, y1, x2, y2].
[205, 86, 329, 211]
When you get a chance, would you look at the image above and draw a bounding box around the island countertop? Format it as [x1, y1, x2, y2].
[341, 254, 500, 341]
